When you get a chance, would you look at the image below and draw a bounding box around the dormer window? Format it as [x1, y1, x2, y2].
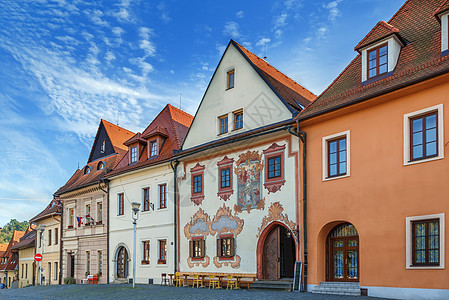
[227, 69, 235, 89]
[84, 166, 91, 175]
[150, 141, 157, 157]
[130, 146, 138, 164]
[97, 161, 105, 171]
[368, 44, 388, 79]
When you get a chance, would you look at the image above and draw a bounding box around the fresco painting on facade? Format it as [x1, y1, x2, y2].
[235, 151, 264, 212]
[184, 208, 211, 268]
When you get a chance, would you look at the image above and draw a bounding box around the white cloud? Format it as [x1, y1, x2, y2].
[157, 2, 171, 23]
[223, 21, 241, 39]
[85, 9, 109, 27]
[274, 13, 288, 29]
[105, 51, 116, 63]
[236, 10, 244, 19]
[256, 37, 271, 47]
[324, 0, 343, 21]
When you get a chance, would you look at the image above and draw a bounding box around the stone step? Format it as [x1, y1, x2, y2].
[312, 282, 361, 296]
[251, 280, 292, 291]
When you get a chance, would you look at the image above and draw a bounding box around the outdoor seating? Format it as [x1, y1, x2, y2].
[83, 274, 98, 284]
[226, 275, 237, 290]
[174, 272, 184, 287]
[208, 275, 219, 289]
[161, 273, 170, 286]
[192, 274, 203, 288]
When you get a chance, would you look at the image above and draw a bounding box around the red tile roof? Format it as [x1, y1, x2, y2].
[107, 104, 193, 177]
[30, 199, 62, 223]
[0, 230, 25, 271]
[298, 0, 449, 120]
[11, 230, 35, 250]
[232, 40, 315, 111]
[102, 119, 135, 152]
[0, 244, 7, 252]
[354, 21, 401, 51]
[434, 0, 449, 18]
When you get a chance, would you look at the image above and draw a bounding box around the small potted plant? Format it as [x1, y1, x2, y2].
[141, 260, 149, 265]
[85, 271, 90, 277]
[97, 272, 102, 277]
[157, 259, 166, 264]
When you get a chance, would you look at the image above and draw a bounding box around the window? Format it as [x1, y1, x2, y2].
[219, 115, 228, 134]
[404, 105, 444, 165]
[68, 208, 74, 228]
[267, 155, 281, 179]
[193, 174, 202, 194]
[84, 166, 91, 175]
[406, 213, 444, 269]
[48, 229, 52, 246]
[367, 43, 387, 79]
[412, 219, 439, 266]
[54, 262, 58, 281]
[189, 237, 205, 259]
[220, 168, 231, 189]
[328, 137, 347, 178]
[322, 131, 350, 181]
[86, 251, 91, 274]
[410, 112, 438, 161]
[233, 110, 243, 130]
[98, 250, 103, 273]
[227, 69, 235, 89]
[86, 204, 91, 216]
[118, 193, 124, 215]
[55, 228, 58, 245]
[143, 188, 150, 211]
[21, 264, 23, 278]
[159, 184, 167, 209]
[150, 141, 157, 157]
[97, 202, 103, 224]
[100, 140, 106, 153]
[263, 143, 286, 193]
[217, 235, 235, 259]
[130, 146, 138, 163]
[25, 264, 28, 278]
[158, 239, 167, 264]
[97, 161, 105, 170]
[142, 241, 150, 264]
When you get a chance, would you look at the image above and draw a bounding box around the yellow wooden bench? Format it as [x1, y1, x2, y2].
[178, 272, 256, 289]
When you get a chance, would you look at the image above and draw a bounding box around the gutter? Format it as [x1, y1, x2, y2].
[287, 122, 307, 292]
[169, 160, 179, 273]
[99, 179, 110, 284]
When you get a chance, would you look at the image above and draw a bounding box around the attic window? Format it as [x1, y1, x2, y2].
[84, 166, 91, 175]
[368, 44, 388, 79]
[100, 140, 106, 153]
[97, 161, 105, 171]
[150, 141, 157, 157]
[227, 70, 235, 89]
[130, 146, 138, 164]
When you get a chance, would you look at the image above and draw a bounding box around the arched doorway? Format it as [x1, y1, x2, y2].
[261, 224, 296, 280]
[327, 223, 359, 282]
[116, 246, 128, 279]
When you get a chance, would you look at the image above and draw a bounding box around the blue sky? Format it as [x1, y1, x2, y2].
[0, 0, 404, 227]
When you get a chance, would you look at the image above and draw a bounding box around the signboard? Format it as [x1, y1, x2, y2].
[34, 253, 43, 262]
[292, 261, 303, 292]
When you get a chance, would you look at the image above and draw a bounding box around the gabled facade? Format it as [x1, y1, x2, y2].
[30, 199, 62, 286]
[107, 104, 193, 284]
[0, 230, 25, 288]
[11, 228, 36, 288]
[177, 40, 314, 280]
[297, 0, 449, 298]
[56, 120, 134, 284]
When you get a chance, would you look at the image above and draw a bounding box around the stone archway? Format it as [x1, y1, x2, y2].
[257, 221, 296, 280]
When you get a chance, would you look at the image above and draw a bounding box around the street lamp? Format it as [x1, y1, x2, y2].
[131, 202, 141, 289]
[32, 223, 46, 286]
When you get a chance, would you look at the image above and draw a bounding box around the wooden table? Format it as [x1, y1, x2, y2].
[167, 273, 174, 286]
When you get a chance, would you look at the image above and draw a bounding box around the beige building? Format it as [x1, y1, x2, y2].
[11, 230, 36, 288]
[0, 230, 25, 288]
[30, 199, 62, 285]
[56, 120, 134, 284]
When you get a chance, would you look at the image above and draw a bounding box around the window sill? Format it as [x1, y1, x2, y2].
[191, 257, 205, 261]
[406, 265, 444, 270]
[323, 174, 350, 182]
[218, 256, 235, 261]
[404, 155, 444, 166]
[191, 195, 205, 205]
[362, 71, 393, 86]
[225, 87, 234, 91]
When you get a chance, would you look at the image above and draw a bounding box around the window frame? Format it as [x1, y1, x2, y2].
[68, 208, 74, 228]
[327, 136, 347, 178]
[403, 104, 444, 166]
[54, 262, 58, 281]
[142, 187, 150, 212]
[118, 193, 124, 216]
[227, 69, 235, 90]
[98, 250, 103, 273]
[217, 234, 235, 260]
[158, 239, 167, 264]
[409, 111, 439, 161]
[367, 43, 388, 79]
[158, 184, 167, 209]
[190, 163, 205, 205]
[97, 202, 103, 224]
[406, 213, 445, 269]
[130, 146, 138, 164]
[263, 143, 286, 193]
[322, 130, 351, 181]
[55, 228, 58, 245]
[189, 236, 206, 260]
[86, 251, 91, 274]
[218, 114, 229, 135]
[48, 229, 52, 246]
[233, 109, 243, 130]
[412, 219, 440, 266]
[142, 241, 150, 264]
[150, 140, 158, 157]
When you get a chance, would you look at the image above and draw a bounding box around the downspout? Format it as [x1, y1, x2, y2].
[169, 160, 180, 273]
[99, 178, 109, 284]
[287, 123, 307, 292]
[54, 196, 63, 285]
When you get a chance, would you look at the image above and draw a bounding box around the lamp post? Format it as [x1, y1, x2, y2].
[131, 202, 141, 289]
[35, 224, 46, 286]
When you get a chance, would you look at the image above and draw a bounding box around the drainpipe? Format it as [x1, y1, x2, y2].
[169, 160, 180, 273]
[287, 123, 307, 292]
[99, 178, 110, 284]
[56, 197, 63, 285]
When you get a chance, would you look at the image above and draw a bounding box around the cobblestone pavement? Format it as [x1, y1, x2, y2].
[0, 284, 390, 300]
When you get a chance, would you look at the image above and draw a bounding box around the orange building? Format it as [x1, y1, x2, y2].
[297, 0, 449, 298]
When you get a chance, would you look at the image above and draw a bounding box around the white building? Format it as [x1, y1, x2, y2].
[176, 40, 315, 280]
[107, 104, 193, 284]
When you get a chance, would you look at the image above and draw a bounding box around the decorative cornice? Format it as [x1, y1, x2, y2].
[257, 202, 297, 241]
[190, 163, 205, 173]
[184, 208, 211, 240]
[262, 143, 286, 155]
[213, 255, 241, 268]
[187, 255, 210, 268]
[217, 156, 234, 166]
[209, 204, 244, 236]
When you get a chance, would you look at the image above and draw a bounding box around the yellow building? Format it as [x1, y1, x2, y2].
[30, 199, 62, 285]
[12, 230, 36, 288]
[0, 230, 25, 288]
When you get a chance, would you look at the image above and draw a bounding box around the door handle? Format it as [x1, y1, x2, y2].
[276, 257, 280, 262]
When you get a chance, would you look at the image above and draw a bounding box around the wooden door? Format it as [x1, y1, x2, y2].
[70, 255, 75, 278]
[329, 236, 359, 282]
[263, 226, 280, 279]
[117, 247, 126, 278]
